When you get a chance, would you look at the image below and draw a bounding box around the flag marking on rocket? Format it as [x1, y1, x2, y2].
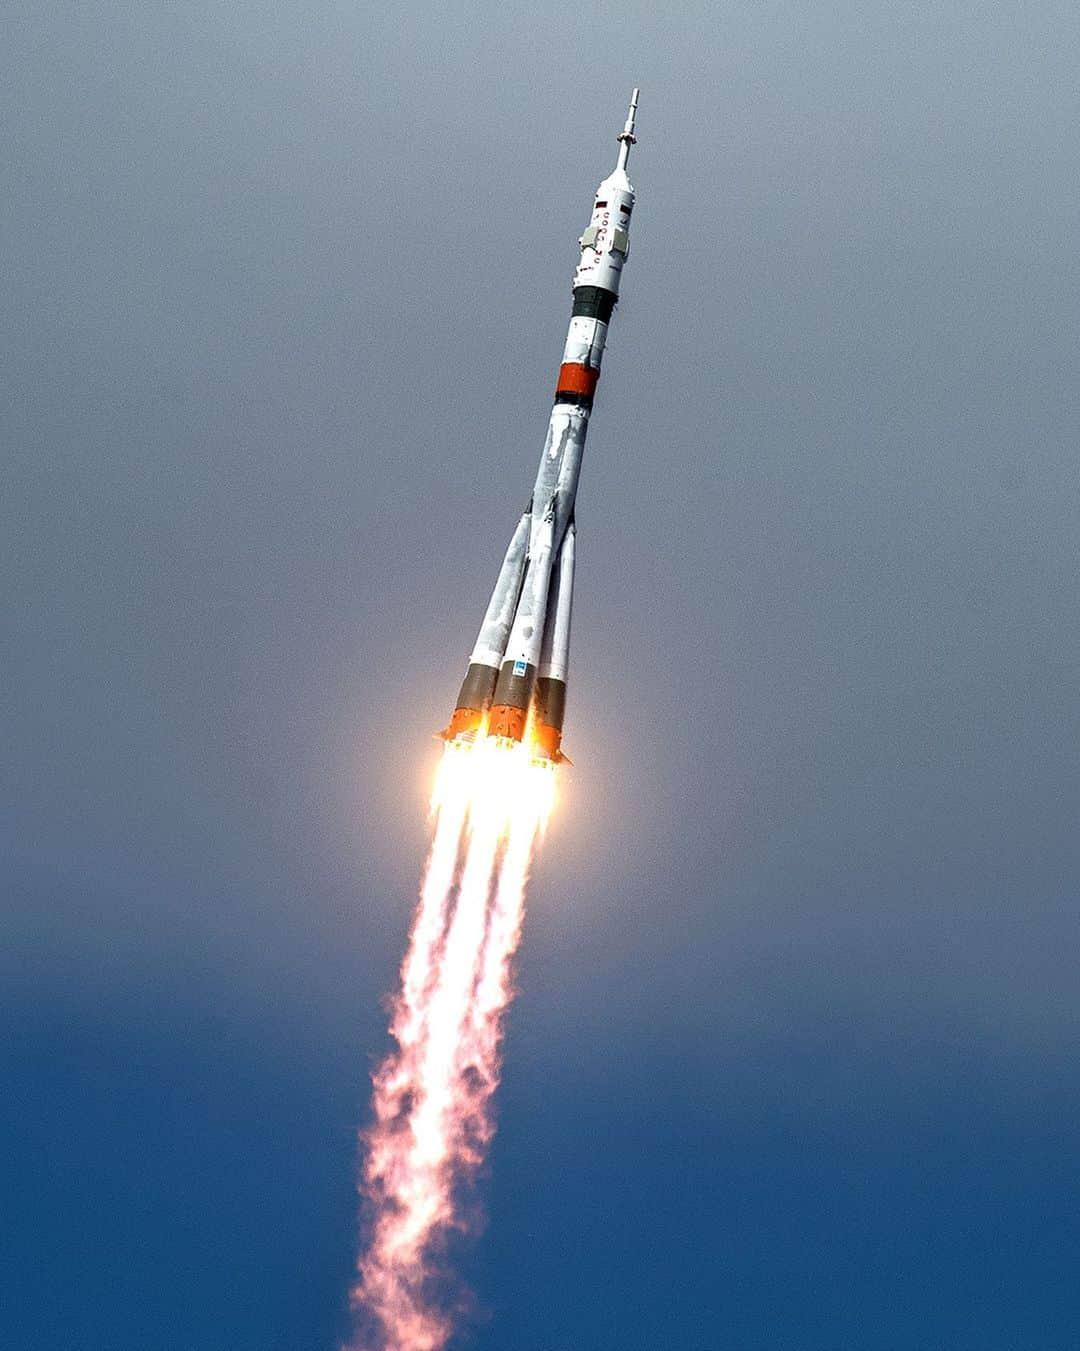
[440, 88, 640, 765]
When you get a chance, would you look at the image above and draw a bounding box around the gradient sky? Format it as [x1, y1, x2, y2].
[5, 3, 1080, 1348]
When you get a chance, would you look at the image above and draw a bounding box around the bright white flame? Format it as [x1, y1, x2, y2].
[350, 740, 555, 1351]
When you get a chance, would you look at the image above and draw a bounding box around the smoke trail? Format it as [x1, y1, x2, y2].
[351, 743, 553, 1351]
[454, 802, 546, 1168]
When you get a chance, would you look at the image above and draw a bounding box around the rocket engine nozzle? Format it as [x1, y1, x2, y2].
[487, 704, 528, 743]
[530, 721, 570, 765]
[438, 706, 485, 745]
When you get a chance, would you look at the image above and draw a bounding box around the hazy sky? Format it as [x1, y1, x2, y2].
[5, 3, 1080, 1348]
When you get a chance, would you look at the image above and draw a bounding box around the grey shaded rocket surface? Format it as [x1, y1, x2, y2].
[441, 90, 639, 764]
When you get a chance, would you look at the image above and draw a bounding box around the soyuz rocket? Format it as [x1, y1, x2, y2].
[440, 90, 640, 765]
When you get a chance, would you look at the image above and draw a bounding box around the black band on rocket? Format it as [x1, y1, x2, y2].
[491, 660, 536, 711]
[455, 662, 499, 712]
[571, 286, 617, 323]
[532, 676, 566, 730]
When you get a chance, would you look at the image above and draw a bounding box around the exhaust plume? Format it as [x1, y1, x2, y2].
[350, 742, 554, 1351]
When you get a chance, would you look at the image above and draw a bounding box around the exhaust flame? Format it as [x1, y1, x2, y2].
[351, 739, 555, 1351]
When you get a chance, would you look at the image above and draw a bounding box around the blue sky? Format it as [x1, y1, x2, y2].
[5, 2, 1080, 1347]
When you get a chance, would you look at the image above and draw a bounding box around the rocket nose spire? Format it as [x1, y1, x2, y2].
[624, 87, 640, 135]
[616, 87, 639, 171]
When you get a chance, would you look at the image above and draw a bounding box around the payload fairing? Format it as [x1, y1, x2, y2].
[440, 90, 640, 765]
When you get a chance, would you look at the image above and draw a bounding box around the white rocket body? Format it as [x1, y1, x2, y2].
[441, 91, 639, 762]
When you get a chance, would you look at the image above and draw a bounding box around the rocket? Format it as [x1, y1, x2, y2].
[440, 90, 640, 765]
